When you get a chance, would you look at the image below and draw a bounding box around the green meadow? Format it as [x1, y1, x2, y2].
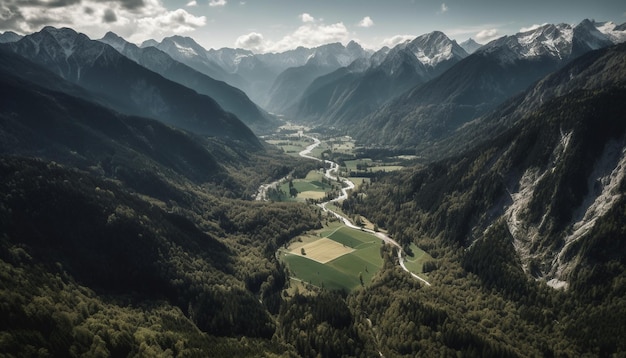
[280, 226, 385, 291]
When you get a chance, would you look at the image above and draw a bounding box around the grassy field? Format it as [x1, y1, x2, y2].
[276, 170, 335, 202]
[344, 158, 404, 173]
[402, 243, 434, 281]
[280, 225, 384, 291]
[348, 177, 370, 187]
[265, 139, 313, 156]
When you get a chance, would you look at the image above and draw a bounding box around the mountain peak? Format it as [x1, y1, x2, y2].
[141, 39, 159, 48]
[0, 31, 22, 43]
[459, 38, 483, 54]
[102, 31, 123, 41]
[405, 30, 468, 67]
[100, 31, 129, 52]
[477, 19, 626, 63]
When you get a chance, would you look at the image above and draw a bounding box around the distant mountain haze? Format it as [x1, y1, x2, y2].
[288, 31, 468, 127]
[99, 31, 278, 133]
[2, 27, 260, 147]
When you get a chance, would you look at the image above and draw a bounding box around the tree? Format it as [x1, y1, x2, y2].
[301, 248, 306, 256]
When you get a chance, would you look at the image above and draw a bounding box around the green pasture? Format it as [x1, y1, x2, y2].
[348, 177, 370, 187]
[344, 159, 373, 171]
[265, 139, 313, 156]
[369, 165, 404, 172]
[402, 243, 434, 280]
[276, 170, 335, 202]
[344, 159, 404, 173]
[326, 226, 378, 248]
[282, 253, 361, 291]
[280, 225, 385, 291]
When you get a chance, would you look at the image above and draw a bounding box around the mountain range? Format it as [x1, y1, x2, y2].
[99, 32, 277, 133]
[287, 31, 468, 128]
[351, 20, 626, 156]
[1, 18, 626, 357]
[343, 39, 626, 298]
[1, 27, 260, 146]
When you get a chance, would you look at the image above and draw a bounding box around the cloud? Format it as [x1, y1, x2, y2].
[475, 28, 500, 43]
[381, 34, 414, 48]
[186, 0, 197, 6]
[439, 3, 448, 14]
[209, 0, 226, 7]
[103, 8, 117, 23]
[0, 0, 207, 44]
[116, 0, 145, 10]
[357, 16, 374, 28]
[235, 16, 351, 53]
[235, 31, 264, 52]
[299, 13, 315, 23]
[519, 23, 545, 32]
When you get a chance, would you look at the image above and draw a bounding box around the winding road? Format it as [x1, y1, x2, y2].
[297, 135, 431, 286]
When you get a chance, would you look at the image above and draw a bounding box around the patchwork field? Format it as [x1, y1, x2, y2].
[278, 170, 335, 202]
[290, 238, 354, 263]
[265, 138, 313, 156]
[280, 225, 385, 291]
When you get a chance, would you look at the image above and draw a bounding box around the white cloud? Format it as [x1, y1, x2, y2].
[299, 13, 315, 23]
[235, 17, 351, 53]
[475, 28, 501, 43]
[381, 34, 414, 48]
[235, 32, 264, 52]
[358, 16, 374, 28]
[519, 23, 546, 32]
[0, 0, 207, 44]
[209, 0, 226, 7]
[440, 3, 448, 13]
[186, 0, 197, 6]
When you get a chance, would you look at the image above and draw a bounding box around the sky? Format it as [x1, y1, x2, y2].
[1, 0, 625, 52]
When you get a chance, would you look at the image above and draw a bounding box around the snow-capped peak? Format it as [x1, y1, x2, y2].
[399, 31, 468, 67]
[516, 23, 573, 59]
[593, 20, 626, 43]
[478, 19, 624, 63]
[173, 40, 198, 58]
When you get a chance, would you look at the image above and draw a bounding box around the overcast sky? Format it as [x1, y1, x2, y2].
[1, 0, 624, 52]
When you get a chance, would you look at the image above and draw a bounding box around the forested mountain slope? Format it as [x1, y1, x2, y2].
[0, 40, 324, 355]
[100, 32, 278, 134]
[343, 44, 626, 293]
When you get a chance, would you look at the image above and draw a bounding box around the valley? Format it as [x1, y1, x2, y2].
[261, 125, 432, 291]
[1, 17, 626, 357]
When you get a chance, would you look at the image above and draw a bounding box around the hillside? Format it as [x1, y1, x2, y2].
[0, 156, 321, 356]
[340, 48, 626, 355]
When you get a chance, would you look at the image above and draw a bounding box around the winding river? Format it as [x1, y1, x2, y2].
[260, 134, 431, 286]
